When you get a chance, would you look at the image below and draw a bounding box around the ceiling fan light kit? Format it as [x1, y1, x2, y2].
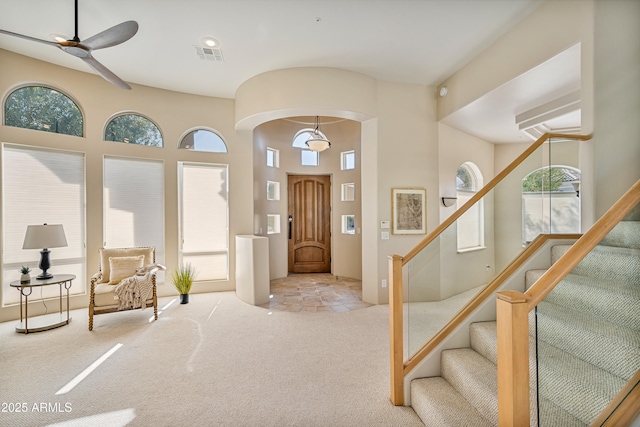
[0, 0, 138, 90]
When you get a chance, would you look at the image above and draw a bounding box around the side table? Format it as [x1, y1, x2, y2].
[10, 274, 75, 334]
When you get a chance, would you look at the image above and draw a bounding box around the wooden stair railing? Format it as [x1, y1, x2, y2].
[388, 132, 591, 405]
[497, 178, 640, 425]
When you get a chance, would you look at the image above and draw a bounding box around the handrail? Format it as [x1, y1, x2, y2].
[524, 179, 640, 309]
[591, 370, 640, 427]
[402, 132, 591, 266]
[388, 132, 591, 405]
[403, 233, 581, 375]
[496, 178, 640, 425]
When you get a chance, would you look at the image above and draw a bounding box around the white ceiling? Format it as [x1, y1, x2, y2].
[0, 0, 580, 143]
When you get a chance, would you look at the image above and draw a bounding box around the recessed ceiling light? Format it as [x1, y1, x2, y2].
[202, 37, 219, 48]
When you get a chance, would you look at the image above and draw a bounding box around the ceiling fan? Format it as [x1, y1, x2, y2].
[0, 0, 138, 90]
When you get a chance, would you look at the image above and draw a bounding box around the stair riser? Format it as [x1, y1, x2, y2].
[441, 349, 498, 426]
[599, 221, 640, 249]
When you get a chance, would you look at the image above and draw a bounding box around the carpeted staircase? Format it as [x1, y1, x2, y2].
[411, 220, 640, 426]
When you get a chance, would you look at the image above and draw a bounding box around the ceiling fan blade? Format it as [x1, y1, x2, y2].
[0, 28, 59, 47]
[82, 55, 131, 90]
[82, 21, 138, 51]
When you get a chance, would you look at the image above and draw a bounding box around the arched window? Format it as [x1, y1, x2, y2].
[456, 162, 484, 251]
[522, 166, 581, 244]
[4, 85, 83, 136]
[292, 129, 321, 166]
[292, 128, 328, 149]
[179, 129, 227, 152]
[104, 113, 163, 147]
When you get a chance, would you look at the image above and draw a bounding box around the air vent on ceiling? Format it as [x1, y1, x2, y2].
[195, 46, 224, 62]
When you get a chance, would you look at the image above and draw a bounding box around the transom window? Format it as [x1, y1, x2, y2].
[301, 150, 319, 166]
[4, 85, 83, 136]
[179, 129, 227, 153]
[105, 113, 163, 147]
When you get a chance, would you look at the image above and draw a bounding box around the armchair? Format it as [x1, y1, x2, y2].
[89, 246, 159, 331]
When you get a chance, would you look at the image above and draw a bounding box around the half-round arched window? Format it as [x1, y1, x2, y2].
[179, 129, 227, 153]
[4, 85, 83, 136]
[292, 128, 328, 149]
[104, 113, 163, 147]
[456, 162, 484, 251]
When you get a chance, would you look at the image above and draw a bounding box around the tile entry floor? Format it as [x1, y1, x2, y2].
[260, 273, 373, 312]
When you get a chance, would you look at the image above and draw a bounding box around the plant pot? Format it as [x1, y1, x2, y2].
[20, 273, 31, 284]
[179, 294, 189, 304]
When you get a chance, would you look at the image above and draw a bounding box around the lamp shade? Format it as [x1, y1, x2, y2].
[22, 224, 68, 249]
[306, 135, 331, 152]
[305, 116, 332, 152]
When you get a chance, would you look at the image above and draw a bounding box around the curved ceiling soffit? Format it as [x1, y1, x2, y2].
[234, 67, 377, 131]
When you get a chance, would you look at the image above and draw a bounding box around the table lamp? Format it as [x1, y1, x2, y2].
[22, 224, 68, 280]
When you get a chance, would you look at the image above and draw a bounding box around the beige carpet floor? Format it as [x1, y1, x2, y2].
[0, 290, 423, 427]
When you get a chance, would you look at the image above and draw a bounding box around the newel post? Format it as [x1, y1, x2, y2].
[496, 290, 530, 426]
[389, 254, 404, 405]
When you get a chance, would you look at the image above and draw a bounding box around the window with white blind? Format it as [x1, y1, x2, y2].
[103, 156, 165, 274]
[456, 162, 484, 251]
[2, 144, 86, 306]
[178, 162, 229, 281]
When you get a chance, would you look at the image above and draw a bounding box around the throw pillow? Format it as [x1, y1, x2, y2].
[108, 255, 145, 285]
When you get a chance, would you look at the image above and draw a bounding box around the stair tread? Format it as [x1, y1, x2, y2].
[411, 377, 493, 427]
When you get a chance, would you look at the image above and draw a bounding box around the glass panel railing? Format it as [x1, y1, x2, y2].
[533, 201, 640, 426]
[405, 135, 582, 358]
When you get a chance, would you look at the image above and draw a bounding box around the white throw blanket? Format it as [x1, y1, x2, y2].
[114, 264, 165, 311]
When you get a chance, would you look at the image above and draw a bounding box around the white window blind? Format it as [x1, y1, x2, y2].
[103, 157, 165, 271]
[178, 162, 228, 281]
[2, 144, 86, 306]
[456, 191, 484, 250]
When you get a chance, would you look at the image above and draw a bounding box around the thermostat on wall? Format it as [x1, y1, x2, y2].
[380, 220, 390, 229]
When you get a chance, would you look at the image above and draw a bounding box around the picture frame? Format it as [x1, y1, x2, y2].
[392, 188, 426, 234]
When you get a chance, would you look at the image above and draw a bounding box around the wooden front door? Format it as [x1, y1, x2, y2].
[288, 175, 331, 273]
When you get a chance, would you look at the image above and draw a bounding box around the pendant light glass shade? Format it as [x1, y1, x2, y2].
[305, 116, 331, 152]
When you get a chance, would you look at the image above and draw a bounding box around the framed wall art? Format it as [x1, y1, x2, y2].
[392, 188, 426, 234]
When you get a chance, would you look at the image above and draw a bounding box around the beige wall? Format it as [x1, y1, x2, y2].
[253, 118, 362, 281]
[235, 70, 439, 305]
[0, 50, 254, 322]
[437, 124, 495, 299]
[593, 0, 640, 215]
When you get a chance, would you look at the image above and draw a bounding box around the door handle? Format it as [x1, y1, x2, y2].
[288, 215, 293, 239]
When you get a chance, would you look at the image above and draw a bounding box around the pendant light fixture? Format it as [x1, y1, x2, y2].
[305, 116, 331, 152]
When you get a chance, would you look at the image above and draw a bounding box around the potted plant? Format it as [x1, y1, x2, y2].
[172, 263, 195, 304]
[20, 266, 31, 284]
